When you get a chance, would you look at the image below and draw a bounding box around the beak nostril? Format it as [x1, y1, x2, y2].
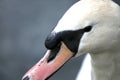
[22, 76, 30, 80]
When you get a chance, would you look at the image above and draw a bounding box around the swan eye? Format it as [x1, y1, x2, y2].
[84, 26, 92, 32]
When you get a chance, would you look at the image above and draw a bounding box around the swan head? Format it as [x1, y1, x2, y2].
[22, 0, 120, 80]
[46, 0, 120, 56]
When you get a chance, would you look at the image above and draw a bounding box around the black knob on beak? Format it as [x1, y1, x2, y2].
[45, 32, 61, 50]
[45, 32, 62, 62]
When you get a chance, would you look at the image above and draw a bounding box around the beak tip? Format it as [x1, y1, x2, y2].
[22, 76, 30, 80]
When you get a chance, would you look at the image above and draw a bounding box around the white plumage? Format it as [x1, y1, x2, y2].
[53, 0, 120, 80]
[76, 54, 91, 80]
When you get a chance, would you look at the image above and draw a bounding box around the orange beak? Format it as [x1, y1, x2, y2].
[22, 42, 73, 80]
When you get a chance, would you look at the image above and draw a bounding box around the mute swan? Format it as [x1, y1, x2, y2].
[22, 0, 120, 80]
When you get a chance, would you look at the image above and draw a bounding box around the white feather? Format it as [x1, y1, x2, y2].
[53, 0, 120, 80]
[76, 54, 91, 80]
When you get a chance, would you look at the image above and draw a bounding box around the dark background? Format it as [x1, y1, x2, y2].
[0, 0, 119, 80]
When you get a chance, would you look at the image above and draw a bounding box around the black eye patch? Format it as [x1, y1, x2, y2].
[60, 29, 84, 54]
[61, 26, 92, 54]
[45, 26, 92, 62]
[83, 26, 92, 32]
